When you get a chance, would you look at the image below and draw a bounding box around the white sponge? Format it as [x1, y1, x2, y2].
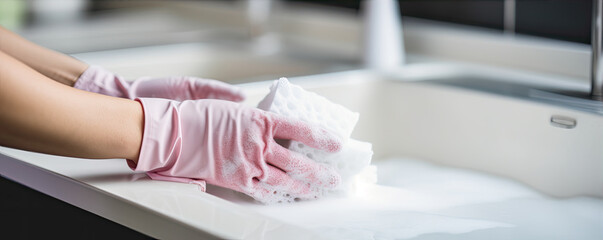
[258, 78, 359, 139]
[289, 138, 374, 193]
[258, 77, 373, 196]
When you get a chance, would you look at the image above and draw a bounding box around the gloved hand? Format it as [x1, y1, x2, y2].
[130, 98, 342, 204]
[74, 65, 244, 102]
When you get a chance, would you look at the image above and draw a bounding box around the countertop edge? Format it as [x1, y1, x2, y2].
[0, 152, 220, 240]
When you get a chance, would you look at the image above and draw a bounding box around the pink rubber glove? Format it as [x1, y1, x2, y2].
[74, 65, 244, 102]
[130, 98, 342, 204]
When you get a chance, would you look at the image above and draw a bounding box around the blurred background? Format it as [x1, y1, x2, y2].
[0, 0, 594, 84]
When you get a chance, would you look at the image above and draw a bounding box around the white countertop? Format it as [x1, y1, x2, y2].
[0, 145, 319, 239]
[4, 145, 602, 240]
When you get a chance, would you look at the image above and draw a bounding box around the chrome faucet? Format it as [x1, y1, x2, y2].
[592, 0, 603, 100]
[246, 0, 272, 39]
[362, 0, 405, 70]
[245, 0, 280, 54]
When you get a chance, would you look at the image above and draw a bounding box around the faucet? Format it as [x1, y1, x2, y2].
[362, 0, 405, 70]
[245, 0, 280, 54]
[592, 0, 603, 100]
[246, 0, 272, 39]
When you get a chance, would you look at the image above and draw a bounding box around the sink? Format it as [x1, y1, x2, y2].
[240, 63, 603, 199]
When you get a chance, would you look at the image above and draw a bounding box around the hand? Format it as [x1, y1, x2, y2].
[74, 65, 244, 102]
[130, 98, 342, 204]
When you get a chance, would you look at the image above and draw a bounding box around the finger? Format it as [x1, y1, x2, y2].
[249, 166, 320, 203]
[189, 77, 245, 102]
[272, 115, 342, 153]
[266, 140, 340, 190]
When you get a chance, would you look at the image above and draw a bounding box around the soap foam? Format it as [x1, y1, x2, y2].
[258, 78, 374, 199]
[288, 139, 374, 193]
[211, 157, 603, 240]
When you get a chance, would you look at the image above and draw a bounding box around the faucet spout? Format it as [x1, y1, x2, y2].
[362, 0, 405, 71]
[591, 0, 603, 100]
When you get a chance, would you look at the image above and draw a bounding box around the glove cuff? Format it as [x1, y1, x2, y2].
[73, 65, 130, 98]
[129, 98, 182, 172]
[73, 65, 99, 91]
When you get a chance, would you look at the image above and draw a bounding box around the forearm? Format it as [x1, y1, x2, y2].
[0, 51, 142, 162]
[0, 26, 88, 86]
